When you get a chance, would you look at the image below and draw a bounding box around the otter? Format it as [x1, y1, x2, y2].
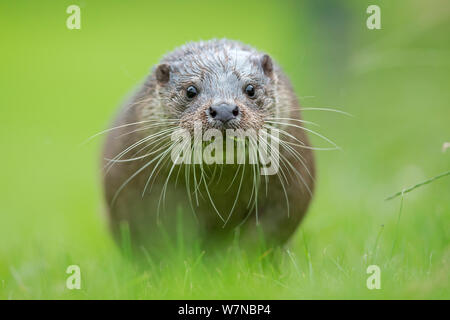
[102, 39, 315, 253]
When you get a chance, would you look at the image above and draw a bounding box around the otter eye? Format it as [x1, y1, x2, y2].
[186, 86, 198, 99]
[245, 84, 255, 97]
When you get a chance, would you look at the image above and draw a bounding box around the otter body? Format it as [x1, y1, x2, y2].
[102, 40, 315, 252]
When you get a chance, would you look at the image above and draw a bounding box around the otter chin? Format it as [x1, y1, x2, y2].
[101, 39, 315, 254]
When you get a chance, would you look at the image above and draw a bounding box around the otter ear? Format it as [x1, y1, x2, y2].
[155, 63, 170, 84]
[261, 54, 273, 77]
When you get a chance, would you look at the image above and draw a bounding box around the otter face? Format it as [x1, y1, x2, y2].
[154, 49, 277, 133]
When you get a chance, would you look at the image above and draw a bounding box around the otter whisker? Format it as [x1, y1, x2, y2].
[262, 128, 310, 174]
[266, 117, 319, 127]
[147, 149, 175, 202]
[263, 132, 313, 197]
[105, 127, 178, 172]
[192, 164, 201, 207]
[116, 121, 179, 138]
[188, 143, 202, 206]
[237, 134, 291, 226]
[246, 138, 258, 204]
[279, 148, 312, 196]
[141, 142, 178, 199]
[247, 137, 260, 224]
[105, 135, 155, 172]
[157, 140, 191, 222]
[265, 120, 340, 150]
[83, 118, 176, 145]
[222, 162, 246, 228]
[200, 167, 225, 223]
[253, 131, 270, 197]
[263, 124, 314, 181]
[214, 163, 225, 187]
[225, 165, 242, 193]
[276, 105, 354, 118]
[194, 145, 225, 222]
[298, 95, 316, 99]
[256, 133, 291, 217]
[301, 107, 354, 117]
[129, 132, 176, 159]
[174, 158, 185, 189]
[264, 124, 306, 146]
[270, 135, 315, 183]
[107, 127, 178, 164]
[206, 164, 220, 188]
[184, 159, 199, 223]
[104, 141, 172, 163]
[110, 125, 176, 160]
[266, 123, 336, 151]
[111, 146, 171, 206]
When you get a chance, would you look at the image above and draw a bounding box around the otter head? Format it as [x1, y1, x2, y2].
[153, 44, 277, 133]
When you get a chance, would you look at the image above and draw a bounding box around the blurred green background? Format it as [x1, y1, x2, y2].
[0, 0, 449, 299]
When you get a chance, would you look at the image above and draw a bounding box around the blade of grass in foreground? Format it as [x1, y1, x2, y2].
[385, 170, 450, 201]
[386, 169, 449, 258]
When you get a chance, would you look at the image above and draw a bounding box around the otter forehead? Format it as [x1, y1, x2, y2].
[161, 39, 267, 81]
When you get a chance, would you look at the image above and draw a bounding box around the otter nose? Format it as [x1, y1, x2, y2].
[208, 104, 240, 123]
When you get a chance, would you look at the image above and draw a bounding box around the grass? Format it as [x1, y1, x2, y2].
[0, 0, 449, 299]
[385, 170, 450, 200]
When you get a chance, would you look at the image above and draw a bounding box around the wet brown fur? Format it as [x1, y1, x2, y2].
[102, 39, 315, 253]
